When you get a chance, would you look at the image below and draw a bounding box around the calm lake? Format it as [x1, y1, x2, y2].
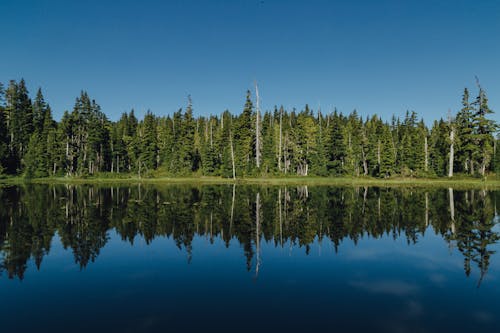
[1, 184, 499, 332]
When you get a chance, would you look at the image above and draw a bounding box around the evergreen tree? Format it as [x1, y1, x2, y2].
[0, 78, 498, 179]
[471, 85, 496, 176]
[379, 124, 396, 177]
[456, 88, 475, 174]
[233, 91, 254, 176]
[179, 96, 196, 173]
[326, 110, 346, 175]
[138, 111, 158, 175]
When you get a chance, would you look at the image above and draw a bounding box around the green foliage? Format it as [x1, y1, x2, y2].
[0, 79, 497, 178]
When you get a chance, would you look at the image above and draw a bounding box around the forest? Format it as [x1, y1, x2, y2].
[0, 79, 498, 179]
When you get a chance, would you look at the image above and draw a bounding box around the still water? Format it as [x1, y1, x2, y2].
[1, 184, 499, 332]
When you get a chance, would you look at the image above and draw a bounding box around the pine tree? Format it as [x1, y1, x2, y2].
[32, 88, 48, 134]
[471, 85, 496, 176]
[233, 90, 254, 176]
[4, 79, 33, 173]
[138, 111, 158, 175]
[456, 88, 475, 174]
[379, 124, 396, 177]
[178, 96, 196, 173]
[326, 110, 346, 175]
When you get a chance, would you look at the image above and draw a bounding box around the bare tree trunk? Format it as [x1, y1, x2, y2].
[448, 126, 454, 177]
[278, 107, 282, 172]
[255, 83, 261, 169]
[362, 148, 368, 176]
[230, 131, 236, 180]
[424, 136, 428, 172]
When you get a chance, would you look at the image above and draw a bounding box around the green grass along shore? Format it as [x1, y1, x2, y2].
[1, 174, 500, 189]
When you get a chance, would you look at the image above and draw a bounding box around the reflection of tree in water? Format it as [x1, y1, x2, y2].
[58, 186, 110, 269]
[447, 189, 499, 286]
[0, 184, 498, 283]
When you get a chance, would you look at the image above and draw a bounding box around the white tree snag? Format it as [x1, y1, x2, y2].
[255, 83, 261, 169]
[448, 114, 455, 178]
[424, 136, 428, 172]
[278, 107, 282, 172]
[230, 130, 236, 180]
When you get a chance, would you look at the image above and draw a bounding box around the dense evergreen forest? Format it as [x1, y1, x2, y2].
[0, 79, 498, 179]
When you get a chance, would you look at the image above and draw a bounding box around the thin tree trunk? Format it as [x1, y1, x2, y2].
[230, 131, 236, 180]
[449, 187, 455, 234]
[230, 184, 235, 235]
[255, 192, 261, 278]
[362, 148, 368, 176]
[448, 126, 454, 177]
[210, 120, 213, 148]
[424, 136, 428, 172]
[278, 107, 282, 172]
[278, 188, 283, 247]
[425, 192, 429, 227]
[255, 83, 261, 169]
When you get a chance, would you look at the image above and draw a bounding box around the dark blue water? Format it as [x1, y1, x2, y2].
[1, 185, 499, 332]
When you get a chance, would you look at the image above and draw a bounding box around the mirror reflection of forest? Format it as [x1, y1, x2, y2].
[0, 184, 498, 282]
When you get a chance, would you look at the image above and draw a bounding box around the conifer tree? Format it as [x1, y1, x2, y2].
[138, 111, 158, 175]
[379, 124, 396, 177]
[326, 110, 346, 175]
[456, 88, 475, 174]
[471, 84, 496, 176]
[233, 91, 254, 175]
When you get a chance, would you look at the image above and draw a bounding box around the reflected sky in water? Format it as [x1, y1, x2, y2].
[1, 185, 499, 332]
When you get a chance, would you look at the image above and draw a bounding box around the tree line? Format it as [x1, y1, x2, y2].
[0, 79, 498, 178]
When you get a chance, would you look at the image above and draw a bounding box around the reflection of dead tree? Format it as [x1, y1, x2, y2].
[297, 185, 309, 201]
[425, 192, 429, 227]
[255, 192, 262, 279]
[362, 186, 368, 214]
[230, 184, 235, 235]
[278, 188, 283, 247]
[449, 188, 455, 234]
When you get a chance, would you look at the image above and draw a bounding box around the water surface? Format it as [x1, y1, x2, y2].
[1, 185, 499, 332]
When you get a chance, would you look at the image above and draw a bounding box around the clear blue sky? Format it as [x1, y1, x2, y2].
[1, 0, 499, 123]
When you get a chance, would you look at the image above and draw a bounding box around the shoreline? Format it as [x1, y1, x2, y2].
[1, 176, 500, 189]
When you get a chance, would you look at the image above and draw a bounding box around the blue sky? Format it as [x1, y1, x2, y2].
[0, 0, 499, 122]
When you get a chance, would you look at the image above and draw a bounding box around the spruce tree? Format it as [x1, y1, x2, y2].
[326, 110, 346, 175]
[233, 91, 254, 175]
[138, 111, 158, 174]
[456, 88, 475, 174]
[379, 124, 396, 177]
[471, 86, 496, 176]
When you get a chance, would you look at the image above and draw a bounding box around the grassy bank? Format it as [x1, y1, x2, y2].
[1, 175, 500, 189]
